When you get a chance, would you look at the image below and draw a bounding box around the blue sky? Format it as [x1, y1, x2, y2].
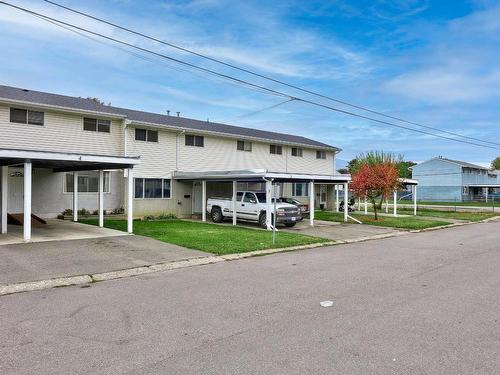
[1, 0, 499, 167]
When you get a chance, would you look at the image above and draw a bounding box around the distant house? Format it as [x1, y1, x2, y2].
[411, 157, 499, 202]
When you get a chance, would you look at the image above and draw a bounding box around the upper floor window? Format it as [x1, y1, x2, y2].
[10, 108, 44, 126]
[185, 134, 204, 147]
[316, 150, 326, 159]
[135, 128, 158, 142]
[270, 144, 282, 155]
[84, 117, 111, 133]
[291, 147, 303, 157]
[237, 140, 252, 152]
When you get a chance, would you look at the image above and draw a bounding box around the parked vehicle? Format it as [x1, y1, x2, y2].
[207, 191, 301, 228]
[278, 197, 309, 219]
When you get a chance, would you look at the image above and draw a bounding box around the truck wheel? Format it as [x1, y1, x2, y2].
[211, 207, 223, 223]
[259, 213, 274, 228]
[284, 223, 296, 228]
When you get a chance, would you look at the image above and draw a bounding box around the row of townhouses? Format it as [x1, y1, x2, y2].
[411, 157, 499, 202]
[0, 85, 349, 240]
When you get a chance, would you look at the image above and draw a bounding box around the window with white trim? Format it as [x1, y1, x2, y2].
[135, 128, 158, 142]
[10, 108, 44, 126]
[237, 140, 252, 152]
[270, 144, 282, 155]
[83, 117, 111, 133]
[134, 178, 171, 199]
[292, 183, 309, 197]
[185, 135, 204, 147]
[291, 147, 303, 157]
[316, 150, 326, 159]
[64, 172, 110, 193]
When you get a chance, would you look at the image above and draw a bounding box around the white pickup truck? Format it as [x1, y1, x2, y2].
[207, 191, 302, 228]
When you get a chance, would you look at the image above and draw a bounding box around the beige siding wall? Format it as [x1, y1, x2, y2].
[177, 134, 334, 174]
[0, 104, 124, 156]
[126, 126, 176, 178]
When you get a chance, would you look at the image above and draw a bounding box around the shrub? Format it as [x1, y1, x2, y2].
[62, 208, 73, 216]
[143, 213, 177, 221]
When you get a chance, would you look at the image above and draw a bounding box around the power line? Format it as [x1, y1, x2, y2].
[2, 1, 500, 151]
[41, 0, 500, 147]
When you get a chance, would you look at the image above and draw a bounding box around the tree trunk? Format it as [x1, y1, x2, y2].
[370, 197, 378, 220]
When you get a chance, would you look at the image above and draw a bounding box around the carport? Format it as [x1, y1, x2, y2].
[173, 169, 351, 229]
[0, 148, 140, 242]
[396, 178, 419, 216]
[467, 183, 500, 202]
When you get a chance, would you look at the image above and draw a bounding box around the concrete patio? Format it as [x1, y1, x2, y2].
[0, 219, 126, 246]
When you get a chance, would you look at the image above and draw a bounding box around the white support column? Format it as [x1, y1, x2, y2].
[23, 161, 32, 242]
[232, 180, 237, 226]
[364, 196, 368, 215]
[309, 181, 315, 226]
[202, 180, 207, 222]
[265, 179, 272, 229]
[385, 199, 389, 213]
[127, 168, 133, 233]
[343, 182, 348, 222]
[413, 185, 417, 216]
[393, 189, 397, 217]
[335, 185, 339, 212]
[98, 170, 104, 227]
[73, 172, 78, 222]
[1, 166, 8, 234]
[485, 187, 488, 203]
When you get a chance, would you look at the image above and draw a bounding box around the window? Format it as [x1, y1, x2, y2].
[10, 108, 44, 125]
[243, 192, 257, 203]
[292, 183, 309, 197]
[135, 128, 158, 142]
[270, 144, 282, 155]
[134, 178, 171, 199]
[185, 135, 204, 147]
[83, 118, 111, 133]
[65, 172, 110, 193]
[237, 140, 252, 152]
[316, 150, 326, 159]
[291, 147, 303, 157]
[236, 191, 244, 201]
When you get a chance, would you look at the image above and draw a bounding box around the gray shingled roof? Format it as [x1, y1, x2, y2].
[434, 157, 489, 170]
[0, 85, 339, 150]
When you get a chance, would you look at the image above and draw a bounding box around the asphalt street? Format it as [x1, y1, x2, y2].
[1, 220, 499, 374]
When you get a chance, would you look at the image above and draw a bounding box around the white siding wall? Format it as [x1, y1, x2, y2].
[177, 134, 334, 174]
[0, 104, 124, 156]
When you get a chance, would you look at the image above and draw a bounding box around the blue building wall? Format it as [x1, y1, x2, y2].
[411, 159, 462, 201]
[412, 158, 498, 202]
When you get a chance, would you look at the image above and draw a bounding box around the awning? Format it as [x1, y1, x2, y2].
[467, 184, 500, 188]
[172, 169, 351, 183]
[0, 148, 140, 171]
[399, 178, 419, 186]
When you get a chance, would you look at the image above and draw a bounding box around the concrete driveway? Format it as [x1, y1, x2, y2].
[0, 235, 208, 285]
[282, 219, 401, 241]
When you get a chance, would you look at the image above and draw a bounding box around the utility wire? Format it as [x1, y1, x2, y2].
[236, 98, 296, 119]
[2, 1, 500, 151]
[41, 0, 500, 147]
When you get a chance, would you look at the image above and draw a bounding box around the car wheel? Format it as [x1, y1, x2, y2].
[258, 212, 267, 228]
[284, 223, 296, 228]
[211, 207, 223, 223]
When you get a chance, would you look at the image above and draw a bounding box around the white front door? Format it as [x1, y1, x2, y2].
[319, 185, 327, 207]
[8, 168, 24, 213]
[192, 182, 203, 214]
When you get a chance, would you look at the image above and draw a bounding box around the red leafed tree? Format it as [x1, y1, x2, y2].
[351, 162, 400, 220]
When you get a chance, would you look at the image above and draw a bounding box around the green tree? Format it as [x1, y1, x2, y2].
[491, 157, 500, 170]
[347, 152, 415, 178]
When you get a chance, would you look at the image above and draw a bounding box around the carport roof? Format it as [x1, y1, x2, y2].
[0, 148, 140, 172]
[173, 169, 351, 183]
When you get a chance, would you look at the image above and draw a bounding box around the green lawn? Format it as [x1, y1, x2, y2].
[79, 219, 330, 255]
[315, 211, 451, 230]
[396, 208, 498, 222]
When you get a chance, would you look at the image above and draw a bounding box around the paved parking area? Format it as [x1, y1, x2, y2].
[0, 235, 208, 285]
[282, 219, 401, 241]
